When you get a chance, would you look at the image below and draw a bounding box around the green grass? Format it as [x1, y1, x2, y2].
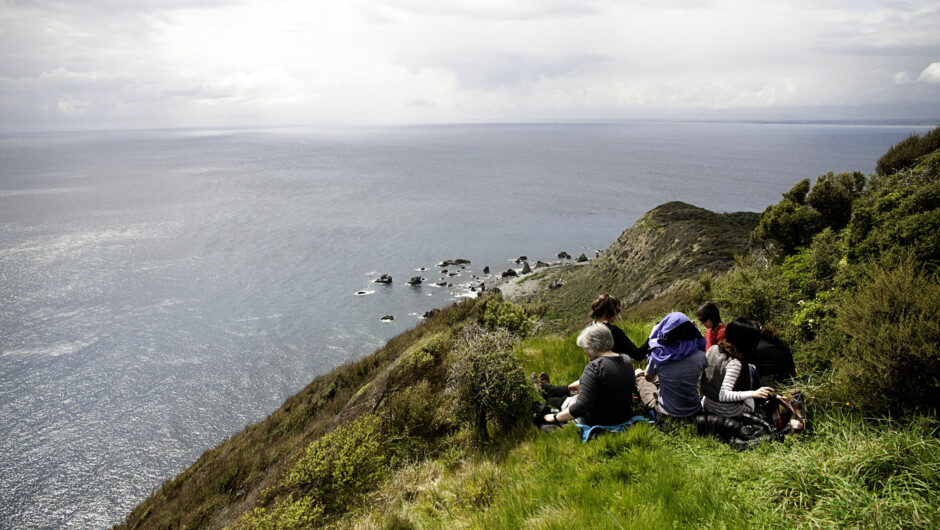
[335, 323, 940, 530]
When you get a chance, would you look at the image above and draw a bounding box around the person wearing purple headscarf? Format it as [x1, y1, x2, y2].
[635, 312, 708, 418]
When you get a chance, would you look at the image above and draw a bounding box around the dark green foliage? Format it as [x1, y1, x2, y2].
[753, 172, 866, 257]
[830, 262, 940, 416]
[447, 325, 537, 443]
[712, 255, 791, 326]
[783, 177, 811, 205]
[848, 149, 940, 268]
[752, 195, 823, 256]
[805, 171, 866, 230]
[876, 125, 940, 177]
[780, 228, 845, 298]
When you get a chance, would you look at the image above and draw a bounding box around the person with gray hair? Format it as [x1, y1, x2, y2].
[577, 320, 615, 354]
[542, 323, 636, 427]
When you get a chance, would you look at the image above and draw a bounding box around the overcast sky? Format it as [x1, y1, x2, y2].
[1, 0, 939, 131]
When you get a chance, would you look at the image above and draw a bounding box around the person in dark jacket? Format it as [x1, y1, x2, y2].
[542, 323, 635, 427]
[750, 323, 796, 387]
[590, 294, 641, 361]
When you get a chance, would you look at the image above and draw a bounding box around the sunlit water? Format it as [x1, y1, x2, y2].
[0, 122, 930, 528]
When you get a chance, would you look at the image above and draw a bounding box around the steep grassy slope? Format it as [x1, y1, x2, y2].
[117, 200, 754, 529]
[117, 297, 492, 529]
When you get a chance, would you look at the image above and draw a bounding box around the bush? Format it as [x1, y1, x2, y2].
[751, 195, 823, 256]
[806, 171, 867, 231]
[753, 173, 867, 258]
[876, 125, 940, 177]
[780, 228, 845, 298]
[711, 256, 792, 325]
[830, 262, 940, 416]
[447, 325, 537, 442]
[233, 415, 389, 528]
[848, 149, 940, 269]
[483, 300, 535, 337]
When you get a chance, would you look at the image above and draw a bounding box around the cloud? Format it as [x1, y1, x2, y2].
[894, 72, 914, 84]
[918, 62, 940, 83]
[1, 0, 939, 131]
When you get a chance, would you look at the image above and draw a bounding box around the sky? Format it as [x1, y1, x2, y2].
[1, 0, 939, 132]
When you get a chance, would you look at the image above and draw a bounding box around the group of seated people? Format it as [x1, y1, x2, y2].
[538, 296, 797, 437]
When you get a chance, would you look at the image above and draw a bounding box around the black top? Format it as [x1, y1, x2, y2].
[605, 322, 642, 361]
[567, 354, 636, 426]
[752, 338, 796, 387]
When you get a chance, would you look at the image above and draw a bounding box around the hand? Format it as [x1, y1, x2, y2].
[753, 386, 775, 399]
[543, 413, 557, 423]
[567, 380, 580, 394]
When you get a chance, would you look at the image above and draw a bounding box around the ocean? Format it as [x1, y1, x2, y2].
[0, 121, 932, 528]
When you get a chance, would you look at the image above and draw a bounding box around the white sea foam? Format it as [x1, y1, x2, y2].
[3, 337, 99, 358]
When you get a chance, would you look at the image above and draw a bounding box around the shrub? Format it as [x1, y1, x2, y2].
[805, 171, 866, 231]
[830, 262, 940, 416]
[233, 415, 389, 528]
[447, 325, 537, 442]
[876, 125, 940, 177]
[751, 195, 823, 256]
[753, 172, 869, 258]
[848, 149, 940, 269]
[483, 300, 535, 337]
[711, 256, 791, 325]
[780, 228, 845, 298]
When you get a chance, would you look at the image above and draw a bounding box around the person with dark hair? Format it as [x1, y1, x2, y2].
[542, 323, 636, 428]
[590, 294, 641, 361]
[751, 323, 796, 387]
[535, 294, 640, 406]
[700, 317, 775, 417]
[635, 312, 708, 418]
[695, 301, 726, 350]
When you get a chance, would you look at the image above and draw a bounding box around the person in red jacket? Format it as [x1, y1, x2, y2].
[696, 301, 726, 350]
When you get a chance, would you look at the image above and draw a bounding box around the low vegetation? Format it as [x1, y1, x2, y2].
[117, 127, 940, 529]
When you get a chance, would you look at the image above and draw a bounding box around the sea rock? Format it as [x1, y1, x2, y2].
[374, 274, 392, 284]
[501, 269, 517, 278]
[422, 309, 440, 319]
[406, 276, 424, 286]
[515, 255, 528, 264]
[381, 315, 394, 321]
[483, 266, 490, 274]
[356, 291, 367, 295]
[436, 281, 447, 286]
[535, 261, 549, 268]
[558, 251, 571, 259]
[438, 259, 471, 267]
[521, 261, 531, 274]
[576, 253, 588, 262]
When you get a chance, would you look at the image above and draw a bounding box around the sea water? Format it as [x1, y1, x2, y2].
[0, 121, 931, 528]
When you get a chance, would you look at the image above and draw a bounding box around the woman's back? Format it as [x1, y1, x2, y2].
[567, 354, 635, 426]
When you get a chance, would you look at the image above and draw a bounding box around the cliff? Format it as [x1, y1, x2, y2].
[501, 201, 758, 326]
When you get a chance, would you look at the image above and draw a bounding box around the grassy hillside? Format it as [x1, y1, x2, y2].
[506, 201, 758, 329]
[117, 129, 940, 529]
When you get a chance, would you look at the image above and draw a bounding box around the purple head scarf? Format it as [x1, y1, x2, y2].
[647, 311, 707, 364]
